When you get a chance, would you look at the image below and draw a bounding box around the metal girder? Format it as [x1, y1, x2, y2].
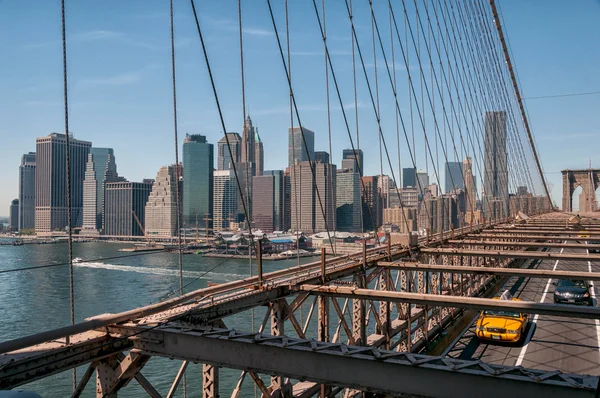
[0, 333, 131, 389]
[447, 240, 600, 250]
[296, 285, 600, 319]
[419, 247, 600, 261]
[379, 262, 600, 281]
[467, 234, 597, 242]
[111, 326, 596, 398]
[491, 229, 600, 236]
[202, 364, 219, 398]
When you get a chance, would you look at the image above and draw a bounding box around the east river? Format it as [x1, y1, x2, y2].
[0, 240, 313, 397]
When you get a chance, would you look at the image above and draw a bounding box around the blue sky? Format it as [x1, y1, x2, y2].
[1, 0, 599, 215]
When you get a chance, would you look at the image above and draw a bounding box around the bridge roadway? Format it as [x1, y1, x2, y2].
[446, 243, 600, 376]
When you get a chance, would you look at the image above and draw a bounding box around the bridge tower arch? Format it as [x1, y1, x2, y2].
[562, 169, 600, 212]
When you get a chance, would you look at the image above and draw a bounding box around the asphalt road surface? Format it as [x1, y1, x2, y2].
[445, 243, 600, 376]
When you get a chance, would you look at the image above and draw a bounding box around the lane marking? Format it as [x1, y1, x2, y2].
[586, 243, 600, 356]
[515, 245, 564, 367]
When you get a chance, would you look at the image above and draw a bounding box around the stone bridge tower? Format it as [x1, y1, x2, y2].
[562, 169, 600, 212]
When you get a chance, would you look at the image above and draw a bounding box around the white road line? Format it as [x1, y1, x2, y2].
[586, 243, 600, 356]
[515, 245, 565, 367]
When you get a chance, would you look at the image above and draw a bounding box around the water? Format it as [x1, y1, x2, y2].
[0, 241, 310, 397]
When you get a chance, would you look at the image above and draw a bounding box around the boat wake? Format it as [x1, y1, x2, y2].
[73, 261, 245, 281]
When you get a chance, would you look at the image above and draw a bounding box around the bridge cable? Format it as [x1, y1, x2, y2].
[60, 0, 76, 390]
[168, 1, 187, 395]
[311, 0, 396, 236]
[265, 0, 337, 256]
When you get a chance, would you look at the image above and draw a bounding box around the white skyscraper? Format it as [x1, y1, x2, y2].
[213, 170, 238, 232]
[145, 165, 179, 237]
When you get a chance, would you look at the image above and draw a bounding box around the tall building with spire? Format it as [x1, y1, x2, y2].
[241, 115, 255, 164]
[463, 156, 476, 215]
[254, 128, 264, 176]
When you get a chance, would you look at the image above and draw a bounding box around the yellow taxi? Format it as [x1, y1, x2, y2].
[475, 291, 528, 343]
[578, 230, 591, 238]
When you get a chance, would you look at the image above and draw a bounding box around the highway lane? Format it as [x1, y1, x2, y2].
[445, 244, 600, 376]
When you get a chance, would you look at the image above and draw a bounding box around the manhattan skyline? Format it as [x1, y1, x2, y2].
[1, 1, 600, 214]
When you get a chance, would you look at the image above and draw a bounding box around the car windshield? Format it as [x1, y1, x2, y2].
[557, 279, 587, 288]
[483, 310, 521, 318]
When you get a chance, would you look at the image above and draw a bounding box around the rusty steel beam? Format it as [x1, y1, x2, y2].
[419, 248, 600, 261]
[467, 234, 594, 242]
[378, 262, 600, 281]
[490, 229, 600, 237]
[447, 240, 600, 250]
[111, 326, 595, 398]
[297, 285, 600, 319]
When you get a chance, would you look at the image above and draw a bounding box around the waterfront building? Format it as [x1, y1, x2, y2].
[336, 169, 361, 232]
[217, 133, 241, 171]
[213, 170, 238, 232]
[81, 148, 119, 235]
[145, 165, 179, 237]
[35, 133, 91, 234]
[104, 181, 152, 236]
[288, 127, 315, 166]
[183, 134, 213, 229]
[18, 152, 36, 230]
[9, 199, 19, 231]
[290, 161, 336, 233]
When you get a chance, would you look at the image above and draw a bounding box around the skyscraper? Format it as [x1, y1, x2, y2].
[402, 167, 416, 188]
[18, 152, 36, 231]
[483, 111, 508, 218]
[9, 199, 19, 231]
[104, 181, 152, 236]
[217, 133, 241, 171]
[241, 115, 256, 164]
[264, 170, 286, 232]
[463, 156, 476, 215]
[445, 161, 464, 193]
[255, 128, 264, 176]
[252, 175, 277, 233]
[35, 133, 91, 234]
[336, 169, 361, 232]
[378, 175, 394, 209]
[81, 148, 119, 235]
[416, 170, 429, 194]
[288, 127, 315, 166]
[145, 165, 179, 237]
[183, 134, 213, 229]
[342, 149, 364, 175]
[213, 170, 238, 232]
[290, 161, 336, 233]
[314, 151, 330, 164]
[361, 176, 381, 231]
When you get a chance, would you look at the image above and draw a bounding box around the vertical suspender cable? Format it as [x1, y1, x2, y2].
[169, 2, 186, 395]
[322, 0, 335, 251]
[238, 0, 256, 339]
[60, 0, 76, 391]
[389, 4, 401, 190]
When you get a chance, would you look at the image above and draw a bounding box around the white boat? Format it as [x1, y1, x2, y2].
[73, 257, 83, 263]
